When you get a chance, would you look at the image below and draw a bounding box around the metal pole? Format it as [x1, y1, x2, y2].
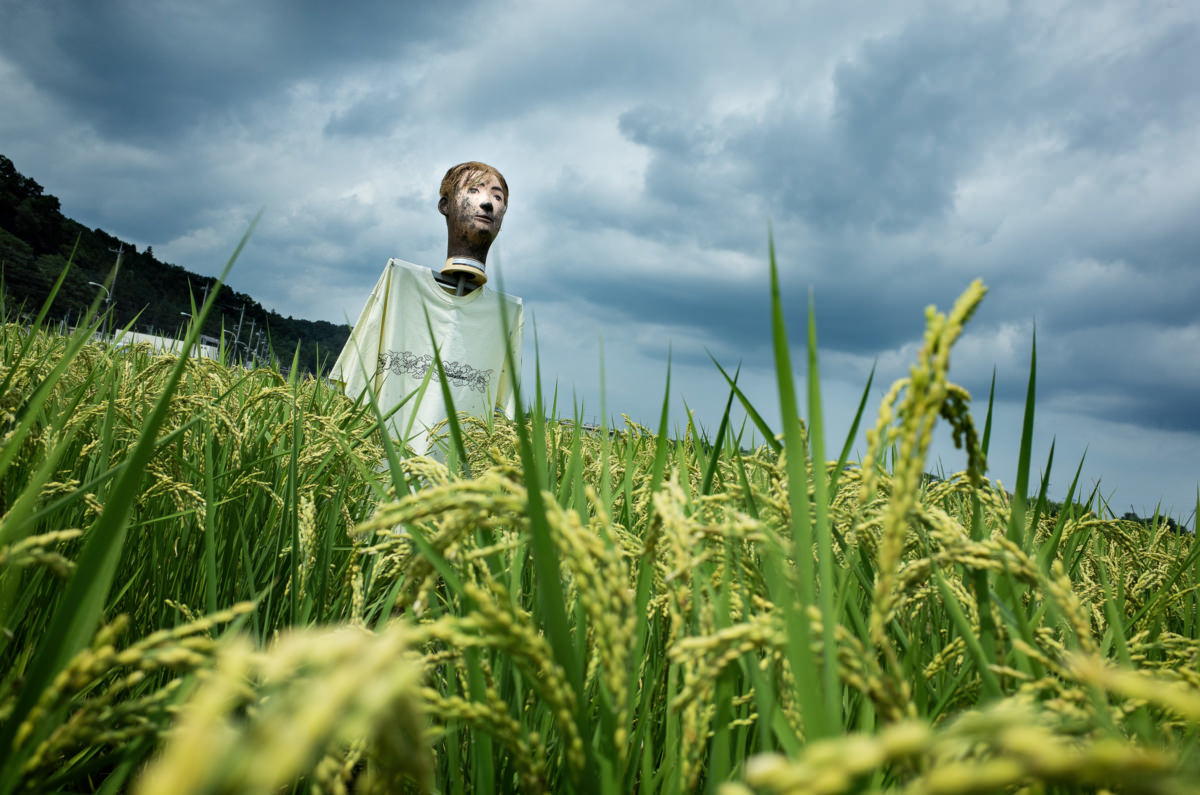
[232, 303, 246, 352]
[107, 244, 124, 339]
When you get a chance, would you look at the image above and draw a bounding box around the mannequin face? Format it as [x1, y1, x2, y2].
[441, 173, 507, 245]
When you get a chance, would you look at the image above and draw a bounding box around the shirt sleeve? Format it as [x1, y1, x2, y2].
[331, 262, 392, 397]
[496, 299, 525, 418]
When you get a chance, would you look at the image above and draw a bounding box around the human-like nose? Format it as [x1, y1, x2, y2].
[480, 199, 493, 213]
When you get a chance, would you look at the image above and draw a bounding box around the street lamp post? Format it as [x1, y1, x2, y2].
[88, 281, 112, 338]
[87, 281, 111, 306]
[178, 312, 202, 356]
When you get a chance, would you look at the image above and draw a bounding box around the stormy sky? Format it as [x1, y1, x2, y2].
[2, 0, 1197, 521]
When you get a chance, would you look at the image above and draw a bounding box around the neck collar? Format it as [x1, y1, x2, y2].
[442, 256, 487, 285]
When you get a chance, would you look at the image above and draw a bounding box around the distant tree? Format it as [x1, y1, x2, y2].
[0, 227, 34, 271]
[1122, 510, 1186, 536]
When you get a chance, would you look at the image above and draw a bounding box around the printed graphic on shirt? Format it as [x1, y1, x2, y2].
[376, 350, 492, 393]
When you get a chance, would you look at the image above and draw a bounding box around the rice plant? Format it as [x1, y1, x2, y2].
[0, 244, 1197, 794]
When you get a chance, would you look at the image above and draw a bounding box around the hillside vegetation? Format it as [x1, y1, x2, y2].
[0, 253, 1198, 793]
[0, 154, 349, 375]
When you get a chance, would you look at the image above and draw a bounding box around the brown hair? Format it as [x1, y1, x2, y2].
[439, 161, 508, 204]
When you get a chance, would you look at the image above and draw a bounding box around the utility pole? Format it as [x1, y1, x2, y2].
[88, 243, 124, 339]
[243, 317, 257, 367]
[107, 243, 124, 336]
[232, 303, 246, 353]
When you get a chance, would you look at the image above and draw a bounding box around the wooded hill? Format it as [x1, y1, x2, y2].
[0, 154, 349, 375]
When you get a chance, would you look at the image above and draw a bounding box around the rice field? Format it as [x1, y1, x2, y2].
[1, 250, 1198, 793]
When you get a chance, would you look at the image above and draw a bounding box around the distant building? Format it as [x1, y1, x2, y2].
[111, 330, 220, 361]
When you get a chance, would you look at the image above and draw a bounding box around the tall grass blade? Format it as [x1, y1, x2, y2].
[804, 288, 841, 729]
[1007, 329, 1037, 548]
[829, 362, 875, 497]
[701, 366, 739, 496]
[493, 267, 598, 791]
[0, 214, 260, 787]
[710, 354, 782, 454]
[765, 232, 827, 741]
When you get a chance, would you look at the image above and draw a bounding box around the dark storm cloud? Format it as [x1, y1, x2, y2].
[613, 5, 1200, 248]
[416, 15, 701, 122]
[1051, 20, 1200, 154]
[534, 176, 766, 257]
[0, 0, 453, 141]
[531, 245, 966, 370]
[999, 259, 1200, 337]
[1033, 319, 1200, 430]
[1074, 386, 1198, 435]
[617, 14, 1024, 235]
[731, 9, 1198, 235]
[573, 5, 1200, 436]
[60, 156, 236, 244]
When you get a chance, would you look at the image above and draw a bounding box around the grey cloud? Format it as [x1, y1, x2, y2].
[1055, 385, 1199, 434]
[1026, 264, 1199, 336]
[536, 236, 1200, 434]
[1053, 20, 1200, 154]
[943, 315, 1200, 434]
[608, 25, 1014, 248]
[539, 119, 766, 255]
[583, 4, 1200, 439]
[618, 106, 711, 155]
[324, 95, 407, 139]
[80, 163, 234, 244]
[621, 6, 1200, 240]
[0, 0, 455, 141]
[534, 249, 961, 364]
[408, 12, 707, 123]
[319, 7, 699, 141]
[316, 7, 697, 139]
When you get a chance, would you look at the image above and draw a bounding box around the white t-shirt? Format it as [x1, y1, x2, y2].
[330, 258, 524, 455]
